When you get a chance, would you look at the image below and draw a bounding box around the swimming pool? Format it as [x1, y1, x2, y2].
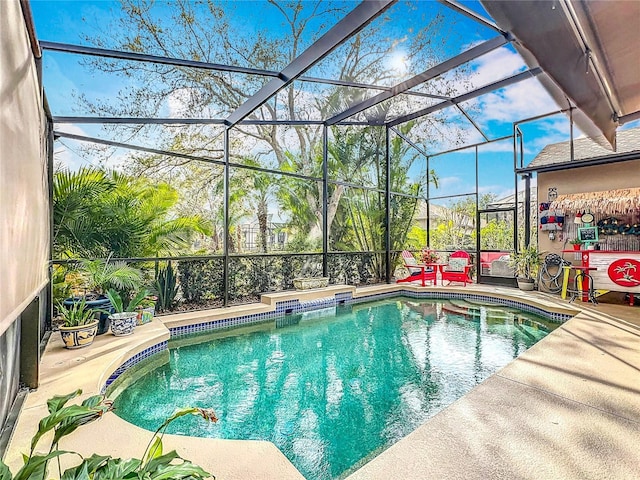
[112, 297, 556, 479]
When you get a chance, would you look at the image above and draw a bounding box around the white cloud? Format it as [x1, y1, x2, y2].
[469, 47, 527, 86]
[473, 77, 558, 124]
[438, 176, 462, 188]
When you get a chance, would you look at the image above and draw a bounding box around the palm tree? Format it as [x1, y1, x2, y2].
[53, 167, 212, 259]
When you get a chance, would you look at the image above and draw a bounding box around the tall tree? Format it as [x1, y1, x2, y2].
[76, 0, 473, 249]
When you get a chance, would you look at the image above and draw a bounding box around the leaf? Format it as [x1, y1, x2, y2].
[139, 450, 179, 476]
[163, 407, 200, 425]
[0, 459, 12, 480]
[144, 436, 163, 464]
[92, 458, 141, 480]
[12, 451, 70, 480]
[61, 455, 110, 480]
[81, 395, 107, 409]
[53, 402, 112, 445]
[146, 458, 211, 480]
[61, 460, 90, 480]
[32, 404, 107, 451]
[46, 390, 82, 415]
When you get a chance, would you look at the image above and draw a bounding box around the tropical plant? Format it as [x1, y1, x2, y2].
[155, 262, 179, 312]
[53, 167, 115, 258]
[105, 288, 150, 313]
[56, 298, 97, 327]
[0, 390, 216, 480]
[569, 238, 584, 246]
[76, 257, 143, 297]
[509, 246, 542, 280]
[53, 167, 212, 259]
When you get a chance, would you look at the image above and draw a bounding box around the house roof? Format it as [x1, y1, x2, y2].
[526, 127, 640, 171]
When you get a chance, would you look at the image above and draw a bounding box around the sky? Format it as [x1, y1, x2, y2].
[29, 0, 637, 207]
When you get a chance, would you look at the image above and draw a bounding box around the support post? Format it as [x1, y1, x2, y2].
[523, 173, 531, 248]
[19, 296, 40, 389]
[426, 155, 430, 247]
[385, 126, 391, 283]
[322, 125, 329, 277]
[223, 127, 230, 306]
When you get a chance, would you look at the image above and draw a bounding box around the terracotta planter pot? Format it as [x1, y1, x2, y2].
[59, 320, 99, 349]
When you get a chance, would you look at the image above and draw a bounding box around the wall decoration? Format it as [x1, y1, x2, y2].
[577, 226, 598, 242]
[607, 259, 640, 287]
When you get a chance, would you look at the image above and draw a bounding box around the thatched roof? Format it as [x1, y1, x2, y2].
[550, 187, 640, 215]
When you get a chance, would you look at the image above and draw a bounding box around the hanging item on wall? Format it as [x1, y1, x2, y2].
[574, 210, 583, 224]
[597, 217, 640, 236]
[598, 217, 619, 235]
[581, 210, 594, 224]
[539, 203, 564, 231]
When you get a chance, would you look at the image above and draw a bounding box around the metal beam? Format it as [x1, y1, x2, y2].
[325, 35, 508, 125]
[40, 41, 278, 77]
[388, 67, 542, 127]
[454, 104, 489, 142]
[54, 117, 227, 125]
[42, 41, 450, 102]
[437, 0, 503, 34]
[51, 117, 383, 127]
[388, 126, 431, 158]
[225, 0, 397, 127]
[53, 131, 323, 182]
[428, 134, 512, 158]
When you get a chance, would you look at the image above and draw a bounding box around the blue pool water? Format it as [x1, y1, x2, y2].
[113, 298, 555, 479]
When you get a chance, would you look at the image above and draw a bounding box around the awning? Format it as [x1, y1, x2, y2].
[550, 188, 640, 215]
[482, 0, 640, 149]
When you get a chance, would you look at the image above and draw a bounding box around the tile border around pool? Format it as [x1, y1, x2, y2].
[101, 287, 576, 393]
[169, 288, 573, 338]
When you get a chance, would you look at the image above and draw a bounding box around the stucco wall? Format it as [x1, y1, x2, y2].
[537, 159, 640, 256]
[0, 0, 49, 336]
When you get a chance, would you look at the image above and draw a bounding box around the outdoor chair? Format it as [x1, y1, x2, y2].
[396, 250, 436, 286]
[441, 250, 473, 286]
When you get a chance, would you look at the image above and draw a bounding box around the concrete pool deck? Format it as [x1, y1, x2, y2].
[3, 284, 640, 479]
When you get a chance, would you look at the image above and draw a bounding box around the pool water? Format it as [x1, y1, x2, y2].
[113, 298, 555, 479]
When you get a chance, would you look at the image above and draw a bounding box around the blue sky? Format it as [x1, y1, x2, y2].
[30, 0, 634, 205]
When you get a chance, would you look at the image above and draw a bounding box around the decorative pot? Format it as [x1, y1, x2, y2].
[572, 244, 581, 251]
[59, 320, 99, 349]
[517, 278, 535, 291]
[109, 312, 137, 336]
[63, 296, 113, 335]
[293, 277, 330, 290]
[136, 306, 155, 325]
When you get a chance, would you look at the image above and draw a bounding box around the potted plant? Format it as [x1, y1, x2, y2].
[569, 238, 583, 250]
[105, 289, 147, 336]
[136, 295, 157, 325]
[420, 248, 439, 264]
[64, 257, 143, 335]
[508, 246, 542, 291]
[56, 298, 99, 349]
